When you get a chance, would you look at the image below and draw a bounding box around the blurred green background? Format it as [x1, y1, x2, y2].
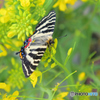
[0, 0, 100, 100]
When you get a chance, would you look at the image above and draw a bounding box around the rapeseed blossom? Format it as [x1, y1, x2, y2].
[0, 8, 10, 23]
[78, 72, 85, 81]
[2, 91, 19, 100]
[67, 48, 72, 56]
[53, 92, 68, 100]
[0, 83, 10, 92]
[38, 0, 45, 5]
[53, 0, 77, 11]
[0, 83, 19, 100]
[81, 0, 88, 2]
[30, 71, 42, 87]
[20, 0, 30, 7]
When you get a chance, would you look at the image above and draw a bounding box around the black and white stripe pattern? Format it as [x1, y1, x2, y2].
[36, 11, 56, 32]
[22, 46, 47, 77]
[21, 11, 56, 77]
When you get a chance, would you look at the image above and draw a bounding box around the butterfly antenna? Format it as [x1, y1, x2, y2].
[16, 52, 20, 55]
[56, 34, 67, 39]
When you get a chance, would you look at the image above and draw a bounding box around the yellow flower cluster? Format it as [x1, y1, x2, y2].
[0, 8, 10, 23]
[19, 0, 45, 7]
[53, 0, 77, 11]
[0, 0, 46, 57]
[0, 83, 19, 100]
[3, 91, 19, 100]
[20, 0, 30, 7]
[53, 0, 88, 11]
[0, 83, 10, 92]
[8, 58, 26, 89]
[30, 71, 42, 87]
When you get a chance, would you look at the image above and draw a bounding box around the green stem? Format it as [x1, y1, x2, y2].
[51, 56, 69, 74]
[46, 71, 63, 86]
[42, 67, 52, 74]
[9, 95, 48, 100]
[59, 70, 77, 85]
[51, 56, 78, 100]
[51, 70, 77, 100]
[58, 84, 81, 89]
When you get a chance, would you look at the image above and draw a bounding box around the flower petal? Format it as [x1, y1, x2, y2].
[53, 1, 59, 8]
[0, 45, 7, 57]
[59, 1, 67, 11]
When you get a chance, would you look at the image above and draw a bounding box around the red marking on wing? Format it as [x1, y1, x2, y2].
[24, 38, 32, 48]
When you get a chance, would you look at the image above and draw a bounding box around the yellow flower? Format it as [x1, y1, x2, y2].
[2, 91, 19, 100]
[0, 83, 6, 89]
[9, 91, 19, 100]
[4, 44, 11, 49]
[0, 83, 10, 92]
[31, 19, 38, 25]
[4, 39, 22, 50]
[53, 0, 67, 11]
[81, 0, 88, 2]
[78, 72, 85, 81]
[12, 40, 23, 47]
[7, 31, 15, 38]
[38, 0, 45, 5]
[20, 0, 30, 7]
[53, 0, 77, 11]
[51, 63, 56, 68]
[66, 0, 77, 5]
[67, 48, 72, 56]
[47, 59, 51, 63]
[53, 92, 69, 100]
[44, 62, 48, 67]
[0, 44, 7, 57]
[30, 71, 42, 87]
[0, 8, 10, 23]
[54, 38, 58, 49]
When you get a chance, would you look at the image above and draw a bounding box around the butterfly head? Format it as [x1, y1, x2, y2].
[20, 46, 26, 59]
[16, 46, 25, 59]
[46, 38, 54, 47]
[49, 39, 54, 45]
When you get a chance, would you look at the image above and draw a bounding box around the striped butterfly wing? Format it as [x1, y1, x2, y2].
[22, 39, 47, 77]
[35, 11, 56, 35]
[22, 11, 56, 77]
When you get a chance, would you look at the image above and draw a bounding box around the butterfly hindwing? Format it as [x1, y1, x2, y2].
[19, 11, 56, 77]
[22, 44, 47, 77]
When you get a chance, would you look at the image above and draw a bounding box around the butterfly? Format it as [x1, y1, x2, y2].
[16, 11, 56, 78]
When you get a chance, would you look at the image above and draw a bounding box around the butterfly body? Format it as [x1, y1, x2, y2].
[17, 11, 56, 77]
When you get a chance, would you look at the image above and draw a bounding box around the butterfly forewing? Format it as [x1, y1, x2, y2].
[36, 11, 56, 33]
[20, 11, 56, 77]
